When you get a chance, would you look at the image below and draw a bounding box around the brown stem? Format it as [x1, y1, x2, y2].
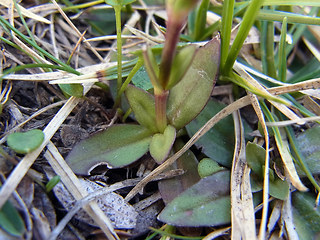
[155, 90, 169, 132]
[159, 18, 185, 89]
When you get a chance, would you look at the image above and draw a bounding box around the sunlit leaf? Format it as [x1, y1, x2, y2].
[7, 129, 44, 154]
[166, 45, 197, 90]
[167, 37, 220, 130]
[149, 125, 176, 164]
[125, 84, 158, 132]
[158, 171, 231, 227]
[66, 124, 153, 175]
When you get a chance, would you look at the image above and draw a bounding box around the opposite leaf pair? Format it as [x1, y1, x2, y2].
[66, 38, 220, 175]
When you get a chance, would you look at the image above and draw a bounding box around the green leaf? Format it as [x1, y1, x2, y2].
[66, 124, 153, 175]
[198, 158, 225, 178]
[125, 84, 158, 132]
[59, 83, 83, 98]
[166, 45, 197, 90]
[246, 142, 289, 200]
[158, 139, 200, 204]
[186, 99, 235, 167]
[7, 129, 44, 154]
[246, 142, 265, 176]
[0, 200, 25, 237]
[131, 66, 153, 91]
[46, 175, 61, 192]
[158, 170, 231, 227]
[149, 125, 176, 164]
[167, 37, 220, 130]
[292, 191, 320, 239]
[105, 0, 120, 6]
[295, 126, 320, 175]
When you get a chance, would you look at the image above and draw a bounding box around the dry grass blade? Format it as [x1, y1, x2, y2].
[45, 142, 118, 240]
[231, 108, 256, 240]
[281, 191, 299, 240]
[248, 92, 270, 240]
[50, 0, 104, 62]
[0, 97, 81, 209]
[1, 0, 51, 24]
[276, 128, 308, 191]
[202, 226, 231, 240]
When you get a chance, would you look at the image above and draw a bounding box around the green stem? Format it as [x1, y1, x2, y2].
[114, 5, 123, 108]
[114, 58, 144, 107]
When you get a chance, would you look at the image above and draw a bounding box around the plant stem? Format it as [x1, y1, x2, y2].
[158, 19, 183, 89]
[155, 90, 169, 133]
[114, 5, 123, 108]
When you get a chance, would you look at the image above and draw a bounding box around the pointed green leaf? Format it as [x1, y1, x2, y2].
[149, 125, 176, 164]
[66, 124, 153, 175]
[0, 199, 25, 237]
[59, 83, 83, 98]
[158, 170, 231, 227]
[158, 140, 200, 204]
[166, 45, 197, 90]
[125, 84, 158, 133]
[7, 129, 44, 154]
[167, 37, 220, 129]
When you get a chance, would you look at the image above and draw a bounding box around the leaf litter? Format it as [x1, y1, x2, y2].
[0, 0, 320, 239]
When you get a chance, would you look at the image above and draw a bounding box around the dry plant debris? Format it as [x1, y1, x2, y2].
[0, 0, 320, 240]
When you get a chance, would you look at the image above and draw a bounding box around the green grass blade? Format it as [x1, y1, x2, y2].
[194, 0, 210, 41]
[257, 9, 320, 25]
[220, 0, 235, 69]
[278, 17, 287, 82]
[223, 0, 264, 75]
[0, 15, 79, 75]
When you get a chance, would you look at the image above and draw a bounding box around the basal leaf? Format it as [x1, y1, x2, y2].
[158, 140, 200, 204]
[0, 199, 25, 237]
[158, 171, 231, 227]
[186, 99, 235, 167]
[149, 125, 176, 164]
[7, 129, 44, 154]
[295, 125, 320, 175]
[167, 37, 220, 130]
[292, 191, 320, 239]
[66, 124, 153, 175]
[125, 84, 158, 132]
